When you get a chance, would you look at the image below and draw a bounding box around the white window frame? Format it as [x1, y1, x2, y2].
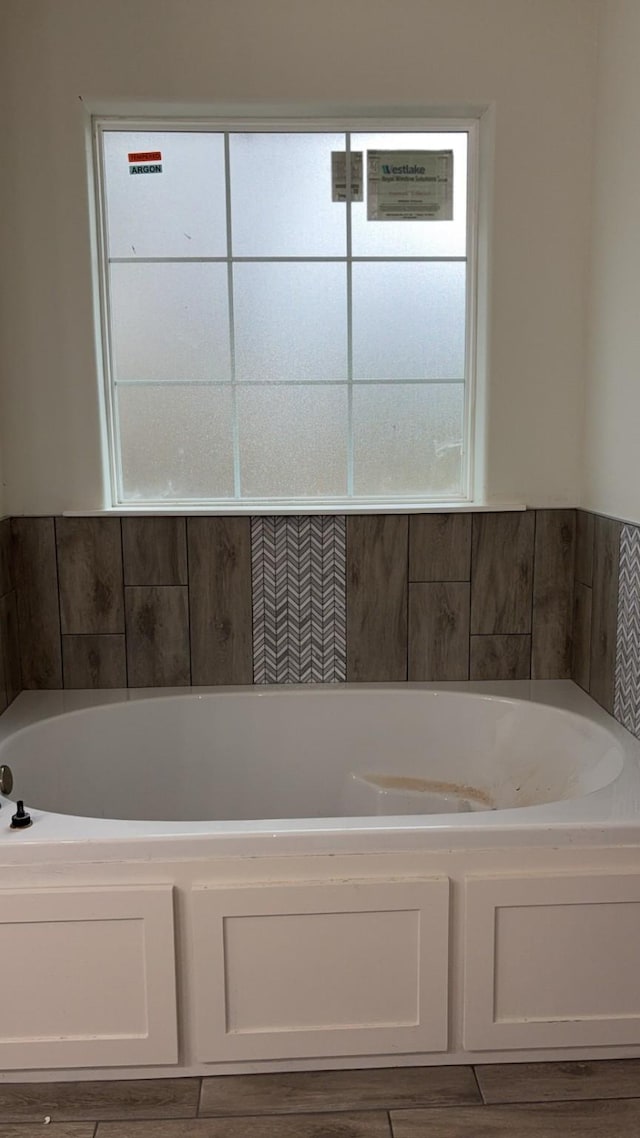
[91, 115, 480, 514]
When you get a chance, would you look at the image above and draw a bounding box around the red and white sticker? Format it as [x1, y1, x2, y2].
[128, 151, 162, 163]
[128, 150, 162, 175]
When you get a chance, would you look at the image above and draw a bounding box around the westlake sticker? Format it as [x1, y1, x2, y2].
[128, 150, 163, 175]
[367, 150, 453, 221]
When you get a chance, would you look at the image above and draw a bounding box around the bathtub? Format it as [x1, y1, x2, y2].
[2, 680, 640, 1080]
[0, 679, 638, 854]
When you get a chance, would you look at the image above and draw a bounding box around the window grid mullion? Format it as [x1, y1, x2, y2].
[108, 255, 467, 264]
[346, 131, 354, 499]
[224, 132, 241, 500]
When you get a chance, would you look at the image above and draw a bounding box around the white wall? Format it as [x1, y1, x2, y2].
[0, 0, 597, 514]
[582, 0, 640, 525]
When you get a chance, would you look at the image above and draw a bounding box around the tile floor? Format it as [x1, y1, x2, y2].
[1, 1060, 640, 1136]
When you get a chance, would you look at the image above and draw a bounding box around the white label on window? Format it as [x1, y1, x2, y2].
[367, 150, 453, 220]
[331, 151, 363, 202]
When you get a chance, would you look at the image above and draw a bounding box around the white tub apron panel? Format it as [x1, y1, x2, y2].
[191, 879, 449, 1061]
[0, 885, 178, 1069]
[463, 872, 640, 1051]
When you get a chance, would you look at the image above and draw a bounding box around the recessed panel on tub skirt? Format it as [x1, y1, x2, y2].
[463, 873, 640, 1051]
[0, 885, 178, 1070]
[191, 879, 449, 1061]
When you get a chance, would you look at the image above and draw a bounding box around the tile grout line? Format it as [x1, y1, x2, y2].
[471, 1063, 486, 1104]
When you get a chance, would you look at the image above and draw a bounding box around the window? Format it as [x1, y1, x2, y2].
[94, 119, 477, 510]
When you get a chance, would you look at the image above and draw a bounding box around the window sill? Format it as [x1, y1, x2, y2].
[62, 500, 528, 517]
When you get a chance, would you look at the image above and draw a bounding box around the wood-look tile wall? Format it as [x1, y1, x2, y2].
[4, 510, 579, 700]
[9, 517, 253, 692]
[348, 511, 575, 683]
[0, 518, 21, 711]
[571, 510, 622, 716]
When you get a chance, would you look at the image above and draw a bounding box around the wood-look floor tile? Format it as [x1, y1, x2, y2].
[347, 515, 409, 681]
[575, 510, 595, 588]
[408, 582, 470, 680]
[390, 1098, 640, 1136]
[571, 582, 592, 691]
[469, 634, 531, 680]
[98, 1112, 391, 1137]
[589, 515, 621, 713]
[188, 518, 253, 685]
[0, 1127, 96, 1138]
[0, 517, 13, 597]
[0, 1079, 200, 1123]
[11, 516, 62, 688]
[200, 1068, 480, 1116]
[475, 1058, 640, 1103]
[409, 514, 471, 582]
[531, 510, 575, 679]
[0, 633, 7, 711]
[125, 586, 190, 686]
[123, 518, 188, 587]
[470, 513, 535, 635]
[62, 634, 126, 688]
[0, 591, 21, 704]
[56, 517, 124, 635]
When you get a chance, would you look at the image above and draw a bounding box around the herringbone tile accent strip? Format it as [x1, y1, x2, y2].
[251, 516, 346, 684]
[614, 524, 640, 737]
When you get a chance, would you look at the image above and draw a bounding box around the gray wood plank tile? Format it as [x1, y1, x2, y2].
[571, 581, 592, 691]
[0, 517, 13, 597]
[200, 1067, 480, 1116]
[0, 626, 7, 713]
[470, 634, 531, 680]
[409, 582, 470, 680]
[122, 518, 188, 586]
[62, 634, 126, 688]
[409, 515, 471, 582]
[347, 515, 409, 681]
[0, 591, 21, 704]
[532, 510, 575, 679]
[125, 586, 190, 687]
[0, 1079, 199, 1122]
[589, 515, 622, 713]
[56, 518, 124, 635]
[0, 1127, 95, 1138]
[575, 509, 595, 587]
[98, 1113, 391, 1138]
[11, 517, 62, 688]
[475, 1058, 640, 1103]
[188, 518, 253, 685]
[390, 1099, 640, 1136]
[470, 513, 535, 635]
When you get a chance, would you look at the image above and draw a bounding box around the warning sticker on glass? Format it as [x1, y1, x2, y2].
[331, 151, 363, 202]
[128, 151, 163, 175]
[367, 150, 453, 220]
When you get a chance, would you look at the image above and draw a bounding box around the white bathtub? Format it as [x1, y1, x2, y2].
[2, 681, 640, 1081]
[0, 680, 638, 857]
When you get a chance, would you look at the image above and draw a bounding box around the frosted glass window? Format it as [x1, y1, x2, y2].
[96, 120, 476, 506]
[351, 132, 467, 258]
[229, 133, 346, 257]
[118, 385, 234, 501]
[353, 384, 464, 496]
[234, 263, 348, 381]
[103, 132, 227, 258]
[237, 386, 348, 498]
[352, 263, 466, 380]
[110, 263, 231, 383]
